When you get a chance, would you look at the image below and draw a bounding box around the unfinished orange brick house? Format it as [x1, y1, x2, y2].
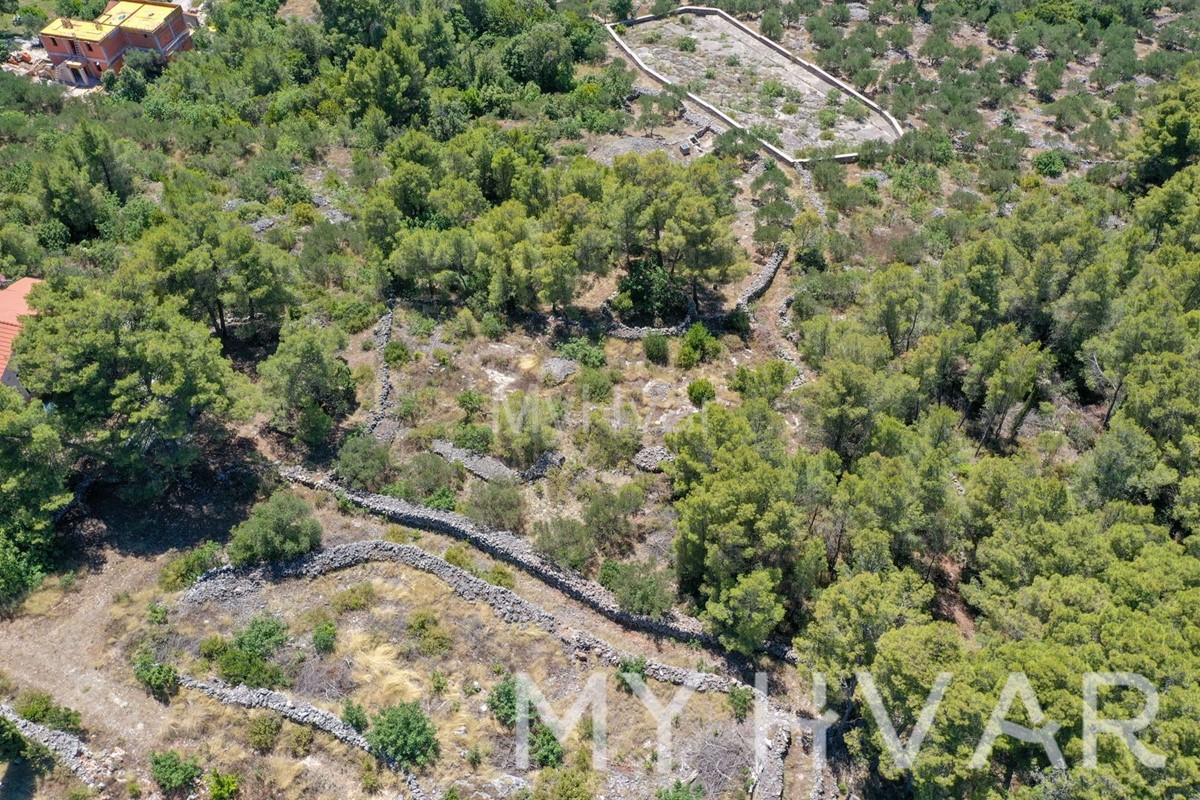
[38, 0, 193, 87]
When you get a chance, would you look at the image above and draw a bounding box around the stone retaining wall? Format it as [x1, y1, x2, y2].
[184, 539, 795, 797]
[0, 703, 108, 789]
[366, 301, 397, 441]
[278, 468, 799, 664]
[178, 677, 427, 800]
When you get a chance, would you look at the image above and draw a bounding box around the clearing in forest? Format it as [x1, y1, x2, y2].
[620, 12, 899, 156]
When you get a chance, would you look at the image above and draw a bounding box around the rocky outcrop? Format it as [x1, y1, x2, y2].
[178, 677, 428, 800]
[0, 703, 108, 789]
[632, 446, 673, 473]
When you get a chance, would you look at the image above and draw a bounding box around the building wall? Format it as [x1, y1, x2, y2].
[39, 4, 191, 85]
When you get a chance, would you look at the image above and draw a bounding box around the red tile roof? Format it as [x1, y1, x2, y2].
[0, 278, 43, 379]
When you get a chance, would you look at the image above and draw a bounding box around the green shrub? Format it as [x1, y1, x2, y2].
[678, 35, 696, 51]
[217, 647, 286, 689]
[575, 367, 614, 402]
[159, 541, 222, 591]
[431, 669, 448, 695]
[534, 517, 596, 572]
[488, 675, 518, 726]
[687, 379, 716, 408]
[615, 655, 647, 692]
[198, 636, 227, 660]
[206, 769, 240, 800]
[453, 422, 494, 453]
[366, 702, 440, 768]
[383, 340, 413, 367]
[584, 484, 644, 557]
[556, 337, 607, 367]
[530, 723, 564, 768]
[657, 780, 704, 799]
[466, 477, 527, 532]
[456, 390, 487, 419]
[312, 621, 337, 654]
[676, 324, 720, 370]
[133, 650, 179, 701]
[407, 610, 452, 655]
[424, 485, 458, 511]
[599, 560, 673, 618]
[480, 313, 507, 339]
[495, 391, 560, 469]
[146, 601, 168, 625]
[284, 724, 314, 757]
[1033, 150, 1067, 177]
[234, 615, 289, 657]
[574, 410, 643, 469]
[343, 699, 369, 733]
[228, 491, 322, 567]
[247, 713, 282, 752]
[643, 333, 669, 365]
[729, 360, 797, 404]
[333, 582, 377, 614]
[149, 751, 202, 793]
[484, 564, 516, 589]
[728, 685, 754, 722]
[14, 691, 84, 735]
[335, 436, 393, 491]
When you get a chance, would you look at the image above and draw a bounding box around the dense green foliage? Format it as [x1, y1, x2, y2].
[227, 491, 322, 567]
[366, 702, 440, 768]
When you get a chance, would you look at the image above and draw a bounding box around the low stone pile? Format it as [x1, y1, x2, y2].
[431, 440, 518, 482]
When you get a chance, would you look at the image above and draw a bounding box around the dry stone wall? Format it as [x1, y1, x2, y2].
[177, 677, 428, 800]
[184, 539, 795, 798]
[0, 703, 108, 789]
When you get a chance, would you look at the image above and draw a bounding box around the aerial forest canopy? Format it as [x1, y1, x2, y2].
[0, 0, 1199, 795]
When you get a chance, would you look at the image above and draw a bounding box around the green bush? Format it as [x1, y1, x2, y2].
[615, 655, 647, 692]
[312, 621, 337, 654]
[643, 333, 669, 365]
[206, 769, 240, 800]
[534, 517, 596, 572]
[456, 390, 487, 419]
[247, 713, 282, 752]
[480, 313, 507, 339]
[333, 582, 377, 613]
[530, 723, 564, 768]
[657, 780, 704, 799]
[687, 379, 716, 408]
[495, 391, 560, 469]
[574, 410, 642, 469]
[133, 650, 180, 701]
[343, 699, 369, 733]
[1033, 150, 1067, 177]
[335, 435, 393, 491]
[14, 691, 84, 735]
[584, 484, 644, 557]
[556, 337, 607, 367]
[677, 324, 720, 370]
[453, 422, 494, 453]
[366, 702, 440, 768]
[216, 615, 289, 689]
[729, 360, 797, 404]
[728, 685, 754, 722]
[484, 564, 516, 589]
[575, 367, 614, 402]
[424, 485, 458, 511]
[466, 477, 527, 532]
[383, 340, 413, 367]
[159, 541, 222, 591]
[228, 491, 322, 567]
[488, 675, 518, 726]
[407, 610, 452, 655]
[149, 751, 202, 793]
[599, 560, 674, 618]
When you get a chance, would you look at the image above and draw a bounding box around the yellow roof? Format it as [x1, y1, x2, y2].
[40, 17, 119, 42]
[97, 1, 175, 31]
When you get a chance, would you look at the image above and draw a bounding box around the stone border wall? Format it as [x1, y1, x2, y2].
[366, 300, 396, 440]
[177, 677, 427, 800]
[278, 468, 799, 663]
[184, 539, 793, 798]
[608, 6, 903, 168]
[0, 703, 108, 789]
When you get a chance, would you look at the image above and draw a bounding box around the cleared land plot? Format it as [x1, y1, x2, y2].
[621, 13, 898, 156]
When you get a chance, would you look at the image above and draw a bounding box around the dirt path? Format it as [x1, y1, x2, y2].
[0, 546, 169, 755]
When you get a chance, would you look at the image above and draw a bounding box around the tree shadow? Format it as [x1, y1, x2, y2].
[0, 758, 38, 800]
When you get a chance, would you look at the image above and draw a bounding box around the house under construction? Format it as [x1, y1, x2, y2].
[38, 0, 194, 87]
